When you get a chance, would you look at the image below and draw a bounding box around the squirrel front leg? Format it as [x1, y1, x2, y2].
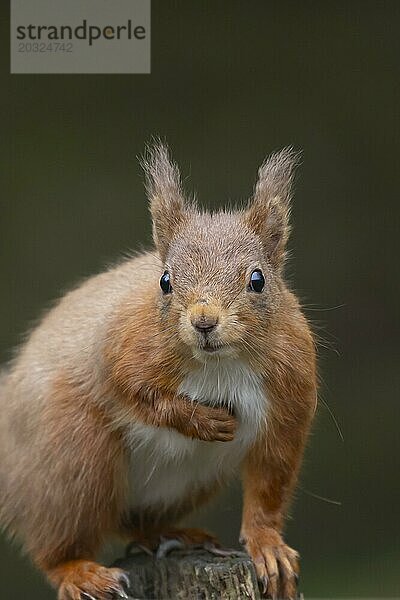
[105, 323, 236, 442]
[240, 380, 316, 599]
[119, 387, 237, 442]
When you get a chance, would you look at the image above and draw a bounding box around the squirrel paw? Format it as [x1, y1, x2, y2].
[156, 527, 230, 559]
[47, 560, 130, 600]
[156, 538, 239, 559]
[187, 404, 237, 442]
[240, 528, 299, 599]
[126, 527, 229, 559]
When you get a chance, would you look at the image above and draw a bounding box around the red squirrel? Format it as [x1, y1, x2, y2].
[0, 143, 316, 600]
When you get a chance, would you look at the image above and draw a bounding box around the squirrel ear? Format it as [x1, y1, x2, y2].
[141, 141, 187, 261]
[244, 147, 300, 267]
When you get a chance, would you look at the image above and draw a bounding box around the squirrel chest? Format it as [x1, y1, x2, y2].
[125, 358, 267, 510]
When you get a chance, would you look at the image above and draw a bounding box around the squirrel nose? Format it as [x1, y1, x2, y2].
[191, 314, 219, 333]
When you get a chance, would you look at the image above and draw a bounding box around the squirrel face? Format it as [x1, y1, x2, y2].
[142, 143, 300, 362]
[159, 213, 280, 360]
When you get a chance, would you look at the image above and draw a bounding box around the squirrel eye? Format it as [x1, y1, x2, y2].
[160, 271, 172, 294]
[249, 269, 265, 293]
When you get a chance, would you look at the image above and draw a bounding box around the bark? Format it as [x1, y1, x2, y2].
[114, 548, 263, 600]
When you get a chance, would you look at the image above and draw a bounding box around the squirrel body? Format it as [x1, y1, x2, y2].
[0, 144, 317, 600]
[127, 355, 266, 510]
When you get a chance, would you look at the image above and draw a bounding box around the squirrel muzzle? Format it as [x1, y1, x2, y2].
[188, 301, 220, 335]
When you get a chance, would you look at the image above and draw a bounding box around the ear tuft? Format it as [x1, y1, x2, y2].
[255, 146, 301, 205]
[245, 147, 301, 267]
[140, 140, 187, 261]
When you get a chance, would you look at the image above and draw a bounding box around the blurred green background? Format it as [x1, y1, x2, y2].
[1, 1, 399, 597]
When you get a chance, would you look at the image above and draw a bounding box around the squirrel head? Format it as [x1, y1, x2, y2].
[142, 142, 300, 362]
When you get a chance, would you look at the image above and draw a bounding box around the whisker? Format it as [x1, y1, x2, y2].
[299, 486, 342, 506]
[302, 303, 346, 313]
[318, 395, 344, 442]
[226, 288, 245, 309]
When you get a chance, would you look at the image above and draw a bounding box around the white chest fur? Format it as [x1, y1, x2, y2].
[126, 358, 267, 511]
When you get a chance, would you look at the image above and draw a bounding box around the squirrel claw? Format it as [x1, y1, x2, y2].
[203, 542, 242, 557]
[125, 541, 153, 557]
[155, 537, 239, 559]
[260, 575, 269, 595]
[156, 537, 185, 558]
[118, 571, 130, 593]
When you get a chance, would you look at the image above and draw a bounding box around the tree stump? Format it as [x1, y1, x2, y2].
[114, 548, 262, 599]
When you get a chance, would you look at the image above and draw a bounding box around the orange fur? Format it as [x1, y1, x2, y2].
[103, 294, 237, 442]
[0, 143, 317, 600]
[47, 560, 128, 600]
[240, 294, 316, 597]
[35, 375, 128, 571]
